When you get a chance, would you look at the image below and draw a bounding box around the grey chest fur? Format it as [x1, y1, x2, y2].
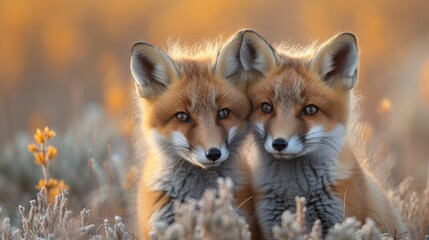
[151, 159, 238, 226]
[255, 153, 343, 238]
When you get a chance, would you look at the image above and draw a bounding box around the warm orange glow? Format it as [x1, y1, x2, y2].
[378, 98, 392, 114]
[104, 82, 126, 115]
[42, 17, 84, 70]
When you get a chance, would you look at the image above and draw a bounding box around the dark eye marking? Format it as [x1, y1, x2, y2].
[302, 104, 318, 115]
[175, 112, 191, 122]
[261, 102, 273, 114]
[218, 108, 229, 120]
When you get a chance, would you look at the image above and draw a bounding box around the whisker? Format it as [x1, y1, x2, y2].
[305, 140, 341, 157]
[304, 129, 328, 138]
[236, 195, 254, 211]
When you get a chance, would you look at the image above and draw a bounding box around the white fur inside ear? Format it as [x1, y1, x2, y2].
[319, 44, 358, 78]
[239, 33, 277, 73]
[214, 33, 244, 79]
[318, 52, 335, 78]
[223, 48, 242, 78]
[343, 46, 358, 78]
[130, 55, 148, 86]
[130, 43, 179, 97]
[152, 61, 170, 86]
[239, 37, 254, 71]
[311, 33, 359, 88]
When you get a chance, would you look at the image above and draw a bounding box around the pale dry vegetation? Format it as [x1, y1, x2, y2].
[2, 175, 428, 239]
[1, 189, 130, 240]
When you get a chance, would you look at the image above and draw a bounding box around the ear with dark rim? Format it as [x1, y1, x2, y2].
[130, 42, 180, 98]
[213, 29, 279, 90]
[309, 33, 359, 89]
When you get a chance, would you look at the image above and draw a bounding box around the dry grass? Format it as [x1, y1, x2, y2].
[388, 177, 429, 239]
[3, 177, 427, 239]
[1, 188, 130, 240]
[150, 178, 250, 240]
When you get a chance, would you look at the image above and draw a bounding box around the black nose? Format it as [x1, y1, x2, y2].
[272, 138, 288, 151]
[206, 148, 221, 161]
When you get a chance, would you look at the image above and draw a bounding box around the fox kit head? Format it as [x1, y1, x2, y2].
[224, 31, 358, 160]
[130, 38, 251, 169]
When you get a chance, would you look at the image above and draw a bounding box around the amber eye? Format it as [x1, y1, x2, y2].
[261, 102, 273, 114]
[218, 108, 229, 119]
[302, 105, 318, 115]
[176, 112, 190, 122]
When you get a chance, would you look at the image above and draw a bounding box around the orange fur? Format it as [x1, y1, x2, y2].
[131, 41, 255, 239]
[241, 31, 406, 237]
[137, 151, 171, 237]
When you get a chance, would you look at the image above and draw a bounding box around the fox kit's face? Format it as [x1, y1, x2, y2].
[146, 73, 250, 169]
[130, 41, 251, 169]
[248, 66, 349, 160]
[222, 31, 358, 160]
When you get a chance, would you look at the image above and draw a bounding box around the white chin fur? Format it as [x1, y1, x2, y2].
[191, 145, 229, 169]
[151, 130, 231, 169]
[264, 134, 303, 156]
[263, 124, 345, 158]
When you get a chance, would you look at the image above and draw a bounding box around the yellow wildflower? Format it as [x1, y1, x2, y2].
[34, 128, 45, 144]
[30, 127, 67, 203]
[33, 127, 56, 144]
[34, 152, 46, 165]
[48, 180, 69, 202]
[36, 178, 69, 203]
[29, 127, 58, 166]
[36, 179, 48, 196]
[44, 126, 56, 140]
[46, 145, 57, 160]
[27, 144, 39, 153]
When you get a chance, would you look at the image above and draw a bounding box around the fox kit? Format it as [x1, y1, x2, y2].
[217, 30, 406, 238]
[130, 38, 254, 238]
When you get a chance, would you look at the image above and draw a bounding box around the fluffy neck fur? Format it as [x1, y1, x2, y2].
[148, 149, 240, 200]
[252, 136, 344, 237]
[139, 129, 246, 225]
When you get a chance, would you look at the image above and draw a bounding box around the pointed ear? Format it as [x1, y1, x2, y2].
[213, 29, 279, 90]
[309, 33, 359, 89]
[130, 42, 180, 98]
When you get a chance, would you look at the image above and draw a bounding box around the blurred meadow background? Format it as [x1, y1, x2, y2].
[0, 0, 428, 238]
